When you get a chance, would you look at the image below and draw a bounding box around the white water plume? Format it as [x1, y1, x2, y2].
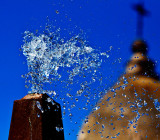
[22, 29, 102, 94]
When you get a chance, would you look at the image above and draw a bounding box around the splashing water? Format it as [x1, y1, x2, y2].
[22, 29, 102, 94]
[21, 27, 160, 139]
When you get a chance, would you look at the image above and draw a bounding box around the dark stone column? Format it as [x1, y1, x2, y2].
[8, 93, 64, 140]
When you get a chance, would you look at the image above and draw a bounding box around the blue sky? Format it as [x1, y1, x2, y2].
[1, 0, 160, 140]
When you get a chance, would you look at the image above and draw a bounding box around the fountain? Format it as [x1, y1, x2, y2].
[8, 28, 102, 140]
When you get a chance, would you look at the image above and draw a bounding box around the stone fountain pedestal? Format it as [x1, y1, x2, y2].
[8, 93, 64, 140]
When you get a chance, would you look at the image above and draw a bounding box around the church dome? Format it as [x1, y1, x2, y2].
[78, 40, 160, 140]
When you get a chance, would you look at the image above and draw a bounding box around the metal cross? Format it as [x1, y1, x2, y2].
[133, 1, 149, 38]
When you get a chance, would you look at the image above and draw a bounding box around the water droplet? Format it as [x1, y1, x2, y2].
[55, 10, 59, 14]
[102, 124, 105, 129]
[37, 114, 40, 117]
[56, 126, 63, 132]
[144, 100, 147, 106]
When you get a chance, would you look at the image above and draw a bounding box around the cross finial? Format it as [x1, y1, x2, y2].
[133, 1, 149, 38]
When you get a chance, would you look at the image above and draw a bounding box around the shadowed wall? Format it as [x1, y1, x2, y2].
[9, 94, 64, 140]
